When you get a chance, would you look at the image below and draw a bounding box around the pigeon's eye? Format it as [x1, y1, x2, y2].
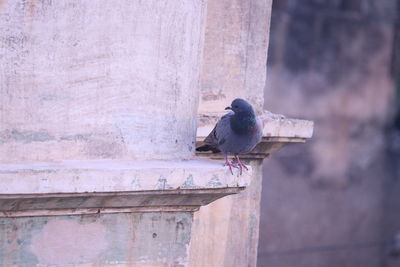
[233, 105, 238, 108]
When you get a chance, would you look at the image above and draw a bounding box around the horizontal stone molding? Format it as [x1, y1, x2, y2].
[0, 160, 249, 217]
[0, 188, 243, 218]
[196, 110, 314, 159]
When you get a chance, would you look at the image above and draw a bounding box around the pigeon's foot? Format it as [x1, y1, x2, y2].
[224, 158, 239, 175]
[233, 156, 248, 175]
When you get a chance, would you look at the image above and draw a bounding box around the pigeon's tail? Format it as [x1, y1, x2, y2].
[196, 144, 221, 154]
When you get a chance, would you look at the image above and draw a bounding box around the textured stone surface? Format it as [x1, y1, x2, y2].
[0, 0, 206, 162]
[197, 110, 314, 140]
[189, 161, 263, 267]
[0, 160, 250, 194]
[0, 159, 249, 217]
[0, 1, 208, 266]
[0, 212, 193, 267]
[197, 0, 272, 114]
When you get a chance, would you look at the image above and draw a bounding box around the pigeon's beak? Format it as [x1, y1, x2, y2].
[225, 106, 232, 110]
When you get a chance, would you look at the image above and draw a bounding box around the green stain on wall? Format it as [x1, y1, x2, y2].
[0, 212, 193, 266]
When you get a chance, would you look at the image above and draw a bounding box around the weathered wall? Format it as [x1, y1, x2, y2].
[189, 161, 263, 267]
[0, 0, 206, 162]
[258, 0, 399, 266]
[0, 212, 192, 266]
[0, 1, 208, 266]
[0, 0, 281, 266]
[191, 0, 273, 266]
[197, 0, 272, 114]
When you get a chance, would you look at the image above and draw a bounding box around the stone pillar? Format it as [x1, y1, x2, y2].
[198, 0, 272, 114]
[1, 0, 205, 162]
[0, 1, 313, 266]
[0, 1, 214, 266]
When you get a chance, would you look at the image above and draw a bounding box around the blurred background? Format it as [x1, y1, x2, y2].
[258, 0, 400, 267]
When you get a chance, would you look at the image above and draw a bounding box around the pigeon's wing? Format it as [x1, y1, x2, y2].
[196, 112, 233, 153]
[214, 112, 233, 147]
[196, 125, 221, 153]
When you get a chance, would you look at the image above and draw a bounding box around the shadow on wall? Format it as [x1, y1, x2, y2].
[258, 0, 400, 267]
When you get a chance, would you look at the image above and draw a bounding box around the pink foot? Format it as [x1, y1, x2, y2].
[224, 158, 238, 175]
[234, 156, 248, 175]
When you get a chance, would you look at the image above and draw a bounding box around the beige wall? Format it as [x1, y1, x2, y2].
[0, 1, 207, 266]
[0, 0, 278, 266]
[0, 0, 206, 162]
[191, 0, 273, 266]
[0, 212, 193, 266]
[198, 0, 272, 114]
[190, 161, 263, 267]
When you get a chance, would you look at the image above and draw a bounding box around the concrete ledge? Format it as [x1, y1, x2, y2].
[260, 110, 314, 139]
[0, 206, 202, 218]
[0, 160, 249, 217]
[197, 110, 314, 140]
[0, 188, 244, 217]
[196, 110, 314, 159]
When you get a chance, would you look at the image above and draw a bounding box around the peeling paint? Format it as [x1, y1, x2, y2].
[180, 175, 200, 189]
[154, 176, 174, 190]
[59, 134, 92, 142]
[130, 176, 141, 190]
[0, 212, 192, 266]
[38, 94, 58, 102]
[0, 130, 55, 144]
[30, 218, 107, 265]
[206, 175, 223, 188]
[0, 159, 251, 195]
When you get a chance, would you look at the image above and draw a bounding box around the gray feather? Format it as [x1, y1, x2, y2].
[197, 111, 263, 155]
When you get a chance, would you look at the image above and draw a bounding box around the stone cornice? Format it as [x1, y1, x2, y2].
[0, 160, 249, 217]
[196, 110, 314, 159]
[0, 111, 313, 218]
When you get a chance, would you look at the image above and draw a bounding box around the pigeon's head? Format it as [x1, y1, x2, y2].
[225, 98, 254, 116]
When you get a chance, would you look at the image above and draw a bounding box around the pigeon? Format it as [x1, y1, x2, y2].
[196, 98, 263, 174]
